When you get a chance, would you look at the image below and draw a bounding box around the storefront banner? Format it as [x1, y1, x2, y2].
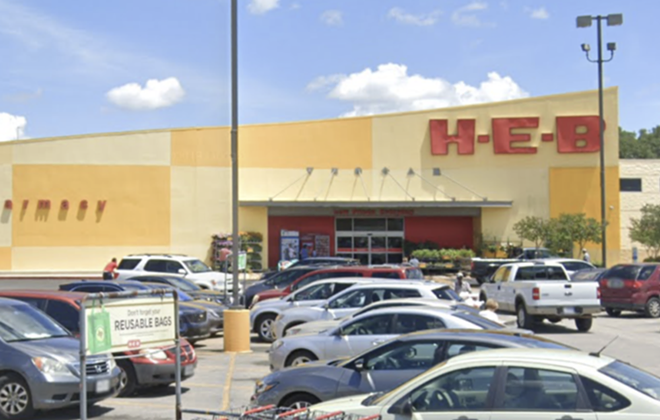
[280, 230, 299, 261]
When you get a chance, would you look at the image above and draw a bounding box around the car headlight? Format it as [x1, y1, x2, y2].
[286, 327, 302, 336]
[271, 340, 284, 351]
[209, 310, 220, 319]
[32, 357, 72, 376]
[139, 349, 168, 360]
[252, 295, 260, 305]
[108, 357, 117, 370]
[254, 379, 279, 395]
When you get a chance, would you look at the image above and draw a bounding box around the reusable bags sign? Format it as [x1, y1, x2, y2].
[84, 297, 176, 355]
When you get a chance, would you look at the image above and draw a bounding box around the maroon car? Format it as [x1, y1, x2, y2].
[599, 263, 660, 318]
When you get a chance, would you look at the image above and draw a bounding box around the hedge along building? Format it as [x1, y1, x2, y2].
[0, 88, 620, 272]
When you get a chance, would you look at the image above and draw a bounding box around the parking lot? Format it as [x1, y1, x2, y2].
[6, 278, 657, 420]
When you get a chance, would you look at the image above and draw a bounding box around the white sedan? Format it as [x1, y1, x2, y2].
[309, 348, 660, 419]
[268, 306, 506, 371]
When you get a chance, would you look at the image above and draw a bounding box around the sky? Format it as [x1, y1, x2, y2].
[0, 0, 657, 142]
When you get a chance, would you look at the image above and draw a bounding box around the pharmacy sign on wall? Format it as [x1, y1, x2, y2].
[84, 297, 176, 355]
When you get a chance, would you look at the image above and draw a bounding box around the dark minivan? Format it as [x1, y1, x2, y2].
[599, 264, 660, 318]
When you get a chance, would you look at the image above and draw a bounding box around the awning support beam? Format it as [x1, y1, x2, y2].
[269, 167, 313, 201]
[434, 168, 488, 201]
[314, 168, 338, 201]
[382, 167, 415, 201]
[408, 168, 455, 201]
[355, 167, 370, 201]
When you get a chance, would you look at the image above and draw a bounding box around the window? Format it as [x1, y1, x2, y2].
[638, 266, 656, 281]
[605, 265, 641, 280]
[71, 285, 108, 293]
[453, 312, 504, 330]
[580, 376, 630, 412]
[45, 300, 80, 333]
[387, 288, 422, 299]
[364, 341, 441, 371]
[387, 218, 404, 231]
[501, 367, 578, 411]
[432, 287, 461, 301]
[493, 267, 511, 283]
[294, 272, 363, 291]
[329, 289, 369, 309]
[514, 266, 567, 281]
[337, 237, 352, 249]
[388, 237, 403, 249]
[336, 218, 352, 231]
[620, 178, 642, 192]
[294, 283, 335, 301]
[562, 262, 592, 272]
[407, 367, 497, 412]
[183, 259, 211, 273]
[144, 259, 168, 273]
[372, 271, 401, 279]
[118, 258, 141, 270]
[446, 342, 496, 359]
[9, 297, 47, 311]
[342, 314, 394, 335]
[600, 360, 660, 402]
[394, 314, 445, 334]
[354, 218, 387, 232]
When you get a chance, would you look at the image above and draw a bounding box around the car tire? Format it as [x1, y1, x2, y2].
[575, 317, 593, 332]
[605, 308, 622, 317]
[516, 302, 534, 330]
[281, 393, 320, 409]
[256, 313, 276, 343]
[0, 373, 35, 420]
[117, 360, 138, 398]
[645, 297, 660, 318]
[285, 350, 317, 368]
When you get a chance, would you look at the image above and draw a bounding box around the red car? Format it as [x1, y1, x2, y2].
[0, 290, 198, 397]
[250, 265, 424, 306]
[599, 263, 660, 318]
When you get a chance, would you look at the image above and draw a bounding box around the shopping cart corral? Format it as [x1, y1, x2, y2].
[183, 405, 381, 420]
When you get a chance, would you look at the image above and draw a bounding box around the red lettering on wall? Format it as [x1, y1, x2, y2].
[3, 200, 11, 210]
[80, 200, 88, 209]
[37, 199, 51, 209]
[97, 200, 107, 211]
[61, 200, 69, 210]
[492, 117, 539, 154]
[556, 116, 602, 153]
[333, 210, 349, 216]
[430, 119, 476, 155]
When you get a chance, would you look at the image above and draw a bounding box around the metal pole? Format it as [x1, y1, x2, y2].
[597, 16, 608, 267]
[230, 0, 240, 307]
[174, 291, 182, 420]
[79, 299, 88, 420]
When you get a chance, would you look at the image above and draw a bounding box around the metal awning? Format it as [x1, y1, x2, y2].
[239, 200, 513, 208]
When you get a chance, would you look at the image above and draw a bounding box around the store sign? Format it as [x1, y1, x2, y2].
[84, 297, 176, 355]
[334, 209, 415, 216]
[430, 116, 604, 155]
[2, 199, 107, 211]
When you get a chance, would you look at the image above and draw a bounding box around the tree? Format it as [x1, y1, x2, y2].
[554, 213, 602, 258]
[619, 126, 660, 159]
[630, 204, 660, 259]
[513, 216, 551, 250]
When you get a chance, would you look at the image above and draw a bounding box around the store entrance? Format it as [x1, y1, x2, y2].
[335, 218, 404, 265]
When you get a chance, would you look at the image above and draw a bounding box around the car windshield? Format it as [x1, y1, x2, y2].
[605, 265, 641, 280]
[166, 277, 200, 291]
[184, 259, 212, 273]
[453, 312, 505, 329]
[0, 304, 71, 342]
[433, 287, 463, 302]
[600, 360, 660, 401]
[365, 361, 450, 406]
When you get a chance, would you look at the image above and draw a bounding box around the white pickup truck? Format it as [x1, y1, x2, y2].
[479, 262, 601, 332]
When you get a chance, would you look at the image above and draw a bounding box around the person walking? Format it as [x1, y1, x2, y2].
[103, 258, 118, 280]
[454, 272, 471, 295]
[582, 248, 591, 263]
[479, 299, 501, 323]
[409, 255, 420, 267]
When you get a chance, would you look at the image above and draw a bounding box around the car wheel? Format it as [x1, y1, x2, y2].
[605, 308, 622, 317]
[0, 373, 34, 420]
[285, 350, 317, 368]
[281, 393, 320, 409]
[575, 317, 593, 332]
[256, 314, 276, 343]
[117, 360, 138, 398]
[645, 297, 660, 318]
[516, 303, 533, 330]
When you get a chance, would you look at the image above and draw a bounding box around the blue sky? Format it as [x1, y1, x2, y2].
[0, 0, 656, 141]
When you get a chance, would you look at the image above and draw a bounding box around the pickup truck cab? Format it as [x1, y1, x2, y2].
[480, 262, 601, 332]
[470, 248, 554, 284]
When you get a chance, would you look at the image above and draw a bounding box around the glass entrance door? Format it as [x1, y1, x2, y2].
[336, 218, 404, 265]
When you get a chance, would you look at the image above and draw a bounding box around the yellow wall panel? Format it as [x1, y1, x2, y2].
[549, 166, 620, 262]
[239, 118, 373, 169]
[11, 246, 170, 271]
[12, 165, 171, 247]
[12, 131, 171, 166]
[171, 128, 230, 167]
[0, 247, 10, 270]
[239, 206, 268, 269]
[0, 165, 12, 247]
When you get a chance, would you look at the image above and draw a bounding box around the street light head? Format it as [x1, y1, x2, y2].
[577, 15, 593, 28]
[581, 43, 591, 52]
[607, 42, 617, 52]
[607, 14, 623, 26]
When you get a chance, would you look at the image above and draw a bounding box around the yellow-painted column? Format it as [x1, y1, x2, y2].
[223, 309, 251, 352]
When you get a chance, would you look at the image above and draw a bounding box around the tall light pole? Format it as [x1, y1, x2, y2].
[231, 0, 240, 306]
[577, 13, 622, 267]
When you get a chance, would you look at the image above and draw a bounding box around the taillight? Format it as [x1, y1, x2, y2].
[633, 281, 643, 289]
[597, 287, 601, 299]
[532, 287, 540, 300]
[623, 280, 643, 289]
[471, 261, 475, 270]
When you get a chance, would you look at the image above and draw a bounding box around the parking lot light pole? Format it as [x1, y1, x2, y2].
[577, 13, 622, 267]
[231, 0, 240, 307]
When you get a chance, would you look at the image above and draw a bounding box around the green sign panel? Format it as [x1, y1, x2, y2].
[238, 252, 247, 270]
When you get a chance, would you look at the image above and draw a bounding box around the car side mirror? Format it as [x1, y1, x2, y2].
[389, 398, 413, 416]
[324, 303, 330, 310]
[353, 358, 365, 371]
[178, 269, 186, 275]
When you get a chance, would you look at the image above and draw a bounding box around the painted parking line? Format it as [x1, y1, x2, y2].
[221, 353, 237, 410]
[103, 400, 173, 409]
[185, 382, 224, 388]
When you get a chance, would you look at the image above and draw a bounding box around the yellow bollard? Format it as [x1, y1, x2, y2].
[223, 309, 251, 353]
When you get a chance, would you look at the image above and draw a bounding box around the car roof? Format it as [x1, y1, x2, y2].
[127, 274, 187, 281]
[0, 297, 30, 306]
[533, 258, 591, 263]
[502, 261, 564, 268]
[352, 306, 460, 319]
[122, 254, 197, 261]
[397, 329, 568, 348]
[311, 266, 407, 273]
[364, 297, 456, 307]
[444, 348, 613, 370]
[0, 290, 87, 302]
[343, 280, 432, 290]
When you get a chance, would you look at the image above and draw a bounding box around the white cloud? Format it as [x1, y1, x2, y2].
[388, 7, 442, 27]
[307, 63, 529, 117]
[0, 112, 27, 142]
[452, 1, 490, 27]
[527, 7, 550, 19]
[248, 0, 280, 15]
[321, 10, 343, 26]
[106, 77, 186, 111]
[290, 3, 301, 10]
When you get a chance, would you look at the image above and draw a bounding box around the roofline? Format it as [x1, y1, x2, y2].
[241, 200, 513, 209]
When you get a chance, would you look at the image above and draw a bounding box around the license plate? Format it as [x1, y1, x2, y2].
[96, 379, 110, 394]
[609, 279, 624, 288]
[183, 365, 194, 376]
[563, 307, 575, 315]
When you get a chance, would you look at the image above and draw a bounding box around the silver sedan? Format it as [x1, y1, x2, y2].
[268, 306, 508, 371]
